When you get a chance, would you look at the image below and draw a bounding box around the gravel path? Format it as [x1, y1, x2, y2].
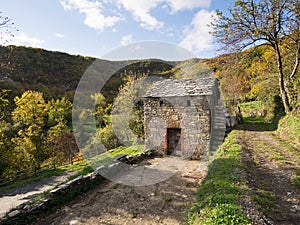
[34, 157, 208, 225]
[237, 125, 300, 225]
[0, 171, 76, 218]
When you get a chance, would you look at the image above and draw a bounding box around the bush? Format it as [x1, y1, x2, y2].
[98, 124, 121, 150]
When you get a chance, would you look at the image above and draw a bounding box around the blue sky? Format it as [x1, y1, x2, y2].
[1, 0, 234, 59]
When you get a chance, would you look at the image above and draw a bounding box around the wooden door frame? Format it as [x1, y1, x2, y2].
[165, 128, 182, 155]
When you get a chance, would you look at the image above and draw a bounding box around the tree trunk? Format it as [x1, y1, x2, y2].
[275, 44, 291, 113]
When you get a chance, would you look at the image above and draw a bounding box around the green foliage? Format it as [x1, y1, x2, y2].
[92, 92, 110, 128]
[187, 131, 250, 225]
[128, 99, 144, 140]
[46, 97, 72, 127]
[0, 90, 77, 181]
[112, 72, 148, 143]
[173, 58, 213, 79]
[292, 169, 300, 188]
[101, 60, 174, 104]
[278, 113, 300, 144]
[0, 45, 95, 101]
[2, 91, 48, 179]
[98, 123, 121, 150]
[107, 145, 144, 156]
[0, 89, 9, 108]
[0, 121, 12, 179]
[0, 168, 65, 193]
[211, 0, 300, 113]
[12, 91, 46, 128]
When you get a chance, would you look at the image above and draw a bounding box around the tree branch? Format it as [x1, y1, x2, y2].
[290, 43, 300, 78]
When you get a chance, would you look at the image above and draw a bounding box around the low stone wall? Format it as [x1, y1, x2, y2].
[1, 150, 155, 225]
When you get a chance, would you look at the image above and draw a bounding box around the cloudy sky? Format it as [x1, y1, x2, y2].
[1, 0, 233, 59]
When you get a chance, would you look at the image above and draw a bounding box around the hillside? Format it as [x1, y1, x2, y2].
[0, 46, 95, 101]
[0, 45, 212, 104]
[0, 44, 299, 224]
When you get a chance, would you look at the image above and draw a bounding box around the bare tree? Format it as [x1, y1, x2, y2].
[211, 0, 300, 113]
[0, 12, 17, 46]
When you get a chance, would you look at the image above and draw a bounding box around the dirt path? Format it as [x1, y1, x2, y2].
[34, 158, 208, 225]
[0, 171, 76, 218]
[237, 126, 300, 225]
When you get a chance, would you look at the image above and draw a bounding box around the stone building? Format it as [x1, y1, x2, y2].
[143, 77, 225, 160]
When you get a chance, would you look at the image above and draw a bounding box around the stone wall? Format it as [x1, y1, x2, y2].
[144, 95, 211, 159]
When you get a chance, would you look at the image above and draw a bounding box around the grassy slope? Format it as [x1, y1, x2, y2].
[187, 131, 250, 225]
[188, 105, 300, 224]
[0, 145, 144, 193]
[277, 113, 300, 188]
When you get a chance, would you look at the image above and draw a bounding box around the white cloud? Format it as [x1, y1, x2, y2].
[117, 0, 163, 30]
[166, 0, 211, 13]
[179, 10, 215, 54]
[59, 0, 122, 31]
[59, 0, 213, 32]
[120, 34, 133, 45]
[55, 33, 65, 38]
[116, 0, 212, 30]
[2, 32, 45, 48]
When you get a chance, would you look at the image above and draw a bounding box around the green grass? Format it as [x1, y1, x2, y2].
[243, 116, 278, 131]
[187, 131, 250, 225]
[0, 169, 65, 193]
[292, 169, 300, 189]
[238, 101, 263, 117]
[278, 113, 300, 145]
[0, 145, 144, 193]
[239, 101, 262, 111]
[88, 145, 144, 169]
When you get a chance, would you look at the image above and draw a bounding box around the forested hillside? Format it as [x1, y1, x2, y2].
[0, 45, 95, 101]
[206, 44, 300, 120]
[0, 41, 299, 184]
[0, 45, 212, 182]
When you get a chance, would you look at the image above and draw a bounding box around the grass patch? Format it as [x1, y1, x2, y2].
[292, 169, 300, 189]
[187, 131, 250, 225]
[243, 116, 278, 131]
[0, 145, 144, 193]
[278, 113, 300, 144]
[0, 169, 65, 193]
[251, 189, 275, 214]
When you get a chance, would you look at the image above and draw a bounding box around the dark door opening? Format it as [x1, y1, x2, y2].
[167, 128, 182, 156]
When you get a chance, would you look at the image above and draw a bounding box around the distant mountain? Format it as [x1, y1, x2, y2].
[0, 45, 212, 102]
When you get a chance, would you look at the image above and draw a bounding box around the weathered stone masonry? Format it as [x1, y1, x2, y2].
[143, 78, 224, 160]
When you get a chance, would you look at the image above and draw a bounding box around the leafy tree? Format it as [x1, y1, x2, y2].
[212, 0, 300, 113]
[92, 92, 110, 128]
[11, 91, 47, 171]
[0, 89, 9, 120]
[0, 121, 12, 180]
[46, 97, 72, 127]
[98, 123, 121, 150]
[46, 131, 78, 167]
[112, 72, 148, 143]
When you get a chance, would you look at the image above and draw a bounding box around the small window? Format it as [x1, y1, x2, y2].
[187, 100, 191, 106]
[159, 100, 163, 106]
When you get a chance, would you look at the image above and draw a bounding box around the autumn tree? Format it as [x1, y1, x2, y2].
[212, 0, 300, 113]
[112, 71, 148, 144]
[46, 97, 72, 127]
[0, 121, 12, 180]
[11, 91, 47, 173]
[0, 89, 9, 120]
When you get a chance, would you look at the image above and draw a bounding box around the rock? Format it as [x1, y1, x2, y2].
[8, 210, 20, 218]
[113, 154, 127, 162]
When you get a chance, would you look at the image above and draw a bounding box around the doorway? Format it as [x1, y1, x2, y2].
[167, 128, 182, 156]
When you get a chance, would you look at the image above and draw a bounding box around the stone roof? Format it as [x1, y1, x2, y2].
[143, 77, 216, 98]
